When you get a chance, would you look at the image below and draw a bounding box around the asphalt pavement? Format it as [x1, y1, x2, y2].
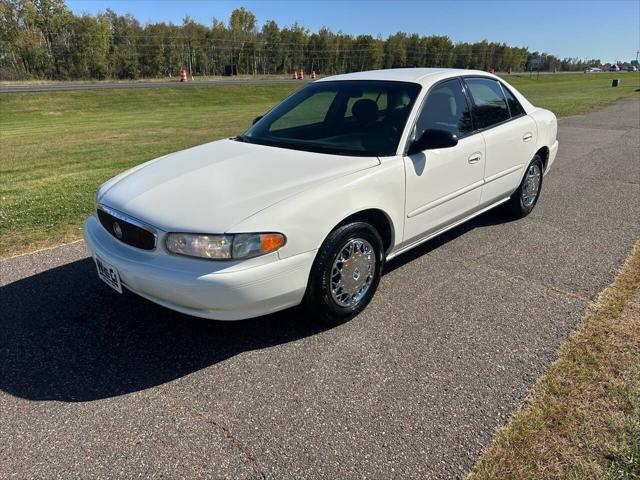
[0, 71, 587, 93]
[0, 78, 307, 93]
[1, 99, 639, 479]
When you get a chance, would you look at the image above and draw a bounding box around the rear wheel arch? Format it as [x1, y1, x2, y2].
[535, 146, 550, 171]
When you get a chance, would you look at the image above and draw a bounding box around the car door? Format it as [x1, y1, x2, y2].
[403, 78, 485, 245]
[464, 77, 537, 205]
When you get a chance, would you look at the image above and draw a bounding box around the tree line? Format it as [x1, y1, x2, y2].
[0, 0, 603, 81]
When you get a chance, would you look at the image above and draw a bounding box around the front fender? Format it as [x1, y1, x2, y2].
[228, 157, 406, 260]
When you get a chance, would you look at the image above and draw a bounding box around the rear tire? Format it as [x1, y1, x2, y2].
[303, 222, 384, 326]
[506, 155, 544, 219]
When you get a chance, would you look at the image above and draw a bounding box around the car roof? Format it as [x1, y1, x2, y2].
[315, 67, 538, 115]
[316, 68, 495, 86]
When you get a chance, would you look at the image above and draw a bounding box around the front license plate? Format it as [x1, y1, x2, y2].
[94, 256, 122, 294]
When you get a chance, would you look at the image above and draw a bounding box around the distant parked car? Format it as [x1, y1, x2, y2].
[609, 65, 620, 72]
[585, 67, 602, 73]
[85, 68, 559, 324]
[626, 66, 637, 72]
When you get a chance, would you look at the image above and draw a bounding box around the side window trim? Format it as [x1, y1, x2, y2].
[497, 82, 513, 118]
[458, 77, 477, 132]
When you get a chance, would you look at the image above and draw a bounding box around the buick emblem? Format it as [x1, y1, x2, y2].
[113, 221, 123, 239]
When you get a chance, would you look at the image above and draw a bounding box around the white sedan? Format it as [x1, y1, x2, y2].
[84, 68, 558, 324]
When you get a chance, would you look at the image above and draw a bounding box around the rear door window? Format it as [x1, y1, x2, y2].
[464, 78, 511, 129]
[501, 84, 526, 117]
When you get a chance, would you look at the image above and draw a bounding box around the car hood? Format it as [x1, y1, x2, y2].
[99, 138, 379, 233]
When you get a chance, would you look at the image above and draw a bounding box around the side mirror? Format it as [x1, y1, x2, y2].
[408, 129, 458, 154]
[252, 115, 263, 125]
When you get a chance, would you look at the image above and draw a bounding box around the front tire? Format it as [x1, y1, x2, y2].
[506, 155, 544, 219]
[303, 222, 384, 325]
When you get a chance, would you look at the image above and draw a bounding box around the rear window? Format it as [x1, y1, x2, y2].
[346, 90, 387, 118]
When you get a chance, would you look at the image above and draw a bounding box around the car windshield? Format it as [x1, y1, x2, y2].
[239, 80, 421, 156]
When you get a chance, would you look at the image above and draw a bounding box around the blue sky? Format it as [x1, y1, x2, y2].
[67, 1, 640, 63]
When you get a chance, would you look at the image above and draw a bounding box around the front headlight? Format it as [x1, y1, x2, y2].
[165, 232, 285, 260]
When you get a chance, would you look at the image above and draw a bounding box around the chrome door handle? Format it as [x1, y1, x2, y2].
[523, 133, 533, 142]
[468, 153, 482, 164]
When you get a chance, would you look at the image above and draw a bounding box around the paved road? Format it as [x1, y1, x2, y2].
[1, 100, 639, 479]
[0, 78, 308, 93]
[0, 71, 616, 93]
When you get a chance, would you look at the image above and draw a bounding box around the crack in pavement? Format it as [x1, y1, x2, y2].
[426, 250, 592, 304]
[159, 390, 268, 480]
[475, 261, 592, 303]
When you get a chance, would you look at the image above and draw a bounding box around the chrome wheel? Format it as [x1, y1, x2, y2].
[330, 238, 376, 308]
[522, 163, 541, 208]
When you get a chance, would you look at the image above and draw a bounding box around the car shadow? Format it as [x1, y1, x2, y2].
[384, 206, 513, 274]
[0, 259, 326, 402]
[1, 207, 511, 403]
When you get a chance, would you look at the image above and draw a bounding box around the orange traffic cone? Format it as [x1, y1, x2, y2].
[311, 70, 316, 79]
[180, 67, 187, 83]
[298, 69, 304, 80]
[292, 70, 298, 80]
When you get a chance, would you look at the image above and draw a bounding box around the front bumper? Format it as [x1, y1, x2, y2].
[83, 215, 315, 320]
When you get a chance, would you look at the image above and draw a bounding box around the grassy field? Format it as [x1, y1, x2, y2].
[468, 240, 640, 480]
[0, 72, 638, 257]
[0, 83, 299, 256]
[505, 72, 640, 117]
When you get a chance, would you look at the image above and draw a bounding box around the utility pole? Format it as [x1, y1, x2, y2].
[188, 40, 193, 80]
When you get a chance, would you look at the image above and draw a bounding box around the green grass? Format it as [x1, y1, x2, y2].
[468, 239, 640, 480]
[0, 72, 638, 257]
[0, 84, 299, 256]
[503, 72, 640, 117]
